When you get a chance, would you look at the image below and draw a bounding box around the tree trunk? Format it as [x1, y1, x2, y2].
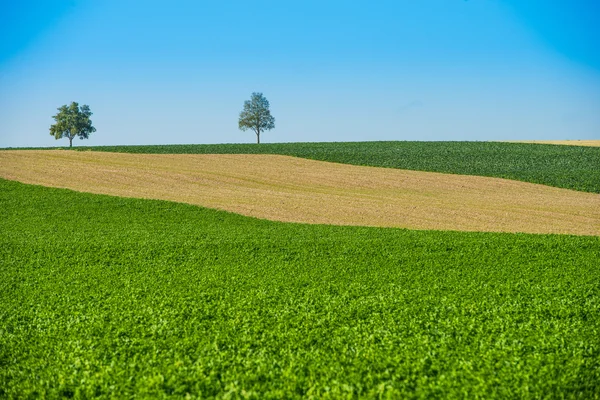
[69, 136, 73, 148]
[256, 129, 260, 144]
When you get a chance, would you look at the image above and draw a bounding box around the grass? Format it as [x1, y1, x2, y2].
[56, 141, 600, 194]
[1, 178, 599, 398]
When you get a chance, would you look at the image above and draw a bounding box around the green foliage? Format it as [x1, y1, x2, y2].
[1, 178, 599, 398]
[65, 141, 600, 193]
[238, 93, 275, 144]
[49, 102, 96, 148]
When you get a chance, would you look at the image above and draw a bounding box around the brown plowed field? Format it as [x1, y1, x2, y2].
[1, 150, 599, 235]
[502, 140, 600, 147]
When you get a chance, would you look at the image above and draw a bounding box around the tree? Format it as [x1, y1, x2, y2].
[49, 102, 96, 148]
[238, 92, 275, 144]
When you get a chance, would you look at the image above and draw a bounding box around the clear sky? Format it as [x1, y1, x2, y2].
[1, 0, 599, 147]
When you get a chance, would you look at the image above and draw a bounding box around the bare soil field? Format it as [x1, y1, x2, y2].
[502, 140, 600, 147]
[1, 150, 598, 235]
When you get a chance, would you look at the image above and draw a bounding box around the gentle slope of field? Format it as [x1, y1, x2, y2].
[1, 179, 599, 398]
[1, 150, 599, 235]
[58, 141, 600, 193]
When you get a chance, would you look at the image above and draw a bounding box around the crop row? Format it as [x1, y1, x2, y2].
[1, 179, 599, 398]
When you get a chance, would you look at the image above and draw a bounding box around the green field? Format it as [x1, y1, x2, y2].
[55, 141, 600, 193]
[1, 178, 599, 398]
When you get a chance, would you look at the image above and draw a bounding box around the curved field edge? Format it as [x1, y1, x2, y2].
[5, 141, 596, 193]
[1, 179, 599, 398]
[1, 151, 599, 236]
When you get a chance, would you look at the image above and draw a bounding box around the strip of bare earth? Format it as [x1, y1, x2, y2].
[1, 150, 598, 235]
[500, 140, 600, 147]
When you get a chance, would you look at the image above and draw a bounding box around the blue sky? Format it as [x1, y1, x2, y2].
[1, 0, 599, 147]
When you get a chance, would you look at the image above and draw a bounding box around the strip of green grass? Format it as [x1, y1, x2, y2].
[1, 178, 599, 398]
[63, 141, 600, 193]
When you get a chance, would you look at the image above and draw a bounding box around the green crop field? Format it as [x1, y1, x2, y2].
[1, 178, 599, 398]
[55, 141, 600, 194]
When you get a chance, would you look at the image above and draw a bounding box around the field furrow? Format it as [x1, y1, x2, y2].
[1, 150, 598, 235]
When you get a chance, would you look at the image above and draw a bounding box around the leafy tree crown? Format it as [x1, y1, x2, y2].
[49, 102, 96, 147]
[238, 93, 275, 142]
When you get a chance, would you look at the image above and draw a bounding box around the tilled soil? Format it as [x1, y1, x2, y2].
[502, 140, 600, 147]
[1, 150, 598, 235]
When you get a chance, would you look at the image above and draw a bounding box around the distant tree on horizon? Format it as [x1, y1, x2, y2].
[49, 102, 96, 148]
[238, 92, 275, 144]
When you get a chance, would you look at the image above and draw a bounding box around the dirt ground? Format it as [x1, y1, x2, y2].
[501, 140, 600, 147]
[1, 150, 598, 235]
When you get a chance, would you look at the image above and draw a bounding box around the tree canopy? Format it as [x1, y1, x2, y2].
[238, 93, 275, 144]
[49, 102, 96, 147]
